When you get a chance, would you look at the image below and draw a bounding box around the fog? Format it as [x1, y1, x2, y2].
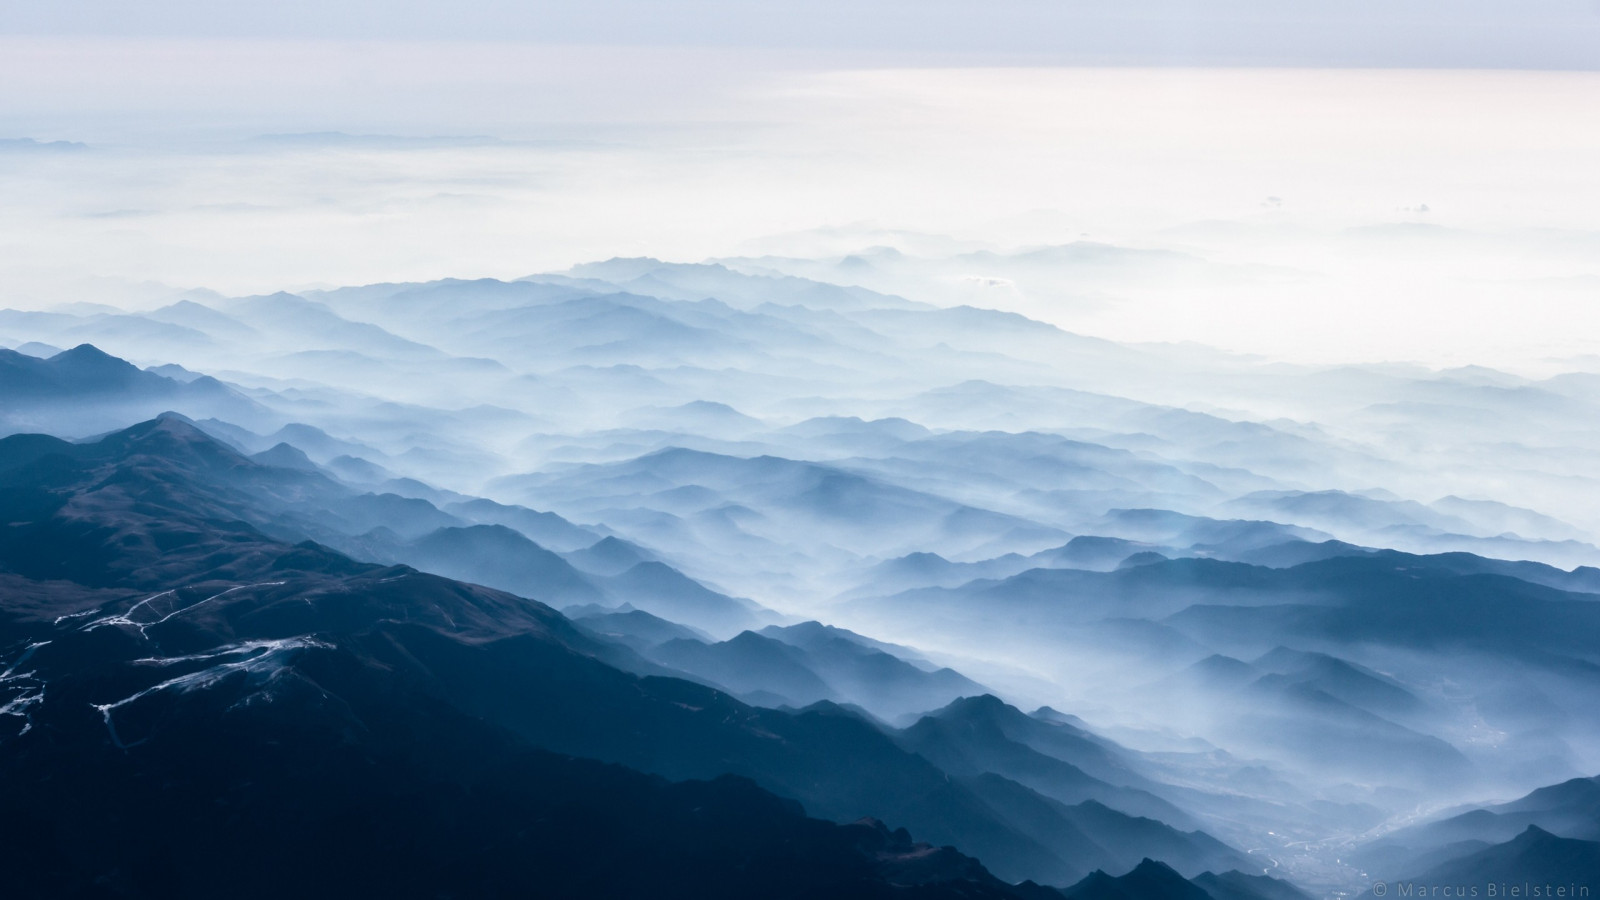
[5, 32, 1600, 897]
[8, 254, 1600, 877]
[5, 58, 1600, 368]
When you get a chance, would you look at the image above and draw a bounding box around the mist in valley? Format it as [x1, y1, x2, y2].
[4, 12, 1600, 898]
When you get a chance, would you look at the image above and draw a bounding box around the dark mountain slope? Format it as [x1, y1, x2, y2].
[913, 695, 1169, 796]
[565, 533, 659, 575]
[1251, 646, 1426, 719]
[0, 412, 756, 636]
[901, 696, 1198, 828]
[0, 415, 1157, 888]
[1062, 859, 1210, 900]
[1379, 826, 1600, 896]
[599, 560, 764, 635]
[497, 445, 1066, 562]
[1357, 775, 1600, 877]
[647, 630, 839, 707]
[640, 625, 988, 719]
[1191, 870, 1315, 900]
[0, 414, 355, 589]
[761, 619, 934, 661]
[0, 602, 1047, 900]
[0, 344, 266, 434]
[731, 619, 989, 718]
[861, 552, 1600, 679]
[402, 523, 606, 606]
[571, 606, 711, 651]
[443, 495, 601, 552]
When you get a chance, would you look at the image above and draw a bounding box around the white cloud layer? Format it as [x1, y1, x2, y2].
[3, 50, 1598, 368]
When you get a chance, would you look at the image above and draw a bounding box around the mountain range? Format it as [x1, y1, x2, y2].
[6, 251, 1600, 896]
[0, 412, 1289, 894]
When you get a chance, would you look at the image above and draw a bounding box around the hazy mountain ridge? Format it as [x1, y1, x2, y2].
[0, 406, 765, 637]
[0, 413, 1268, 893]
[1356, 775, 1600, 880]
[1362, 827, 1600, 899]
[7, 257, 1600, 896]
[10, 266, 1600, 570]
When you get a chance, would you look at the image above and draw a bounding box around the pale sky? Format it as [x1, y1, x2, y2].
[6, 1, 1600, 68]
[2, 3, 1599, 368]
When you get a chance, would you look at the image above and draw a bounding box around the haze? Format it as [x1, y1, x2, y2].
[5, 7, 1600, 897]
[4, 15, 1600, 367]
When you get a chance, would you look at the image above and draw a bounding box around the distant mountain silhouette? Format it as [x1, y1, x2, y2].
[0, 344, 266, 435]
[650, 631, 839, 707]
[565, 534, 658, 574]
[1, 415, 1234, 890]
[1373, 826, 1600, 897]
[11, 257, 1597, 899]
[442, 496, 601, 552]
[1359, 775, 1600, 878]
[1063, 858, 1210, 900]
[571, 606, 712, 651]
[250, 441, 318, 471]
[599, 560, 765, 635]
[402, 523, 607, 606]
[640, 624, 989, 719]
[1190, 871, 1315, 900]
[898, 696, 1250, 878]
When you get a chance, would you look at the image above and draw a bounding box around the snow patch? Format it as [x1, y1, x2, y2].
[92, 636, 328, 749]
[82, 583, 289, 638]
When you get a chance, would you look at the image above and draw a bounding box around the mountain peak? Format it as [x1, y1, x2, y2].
[1117, 550, 1170, 570]
[252, 442, 319, 472]
[1064, 857, 1210, 900]
[1130, 858, 1183, 877]
[934, 693, 1015, 721]
[46, 343, 143, 380]
[590, 535, 633, 551]
[95, 413, 255, 470]
[50, 343, 119, 363]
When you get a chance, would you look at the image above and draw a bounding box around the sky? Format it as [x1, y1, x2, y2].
[2, 2, 1599, 368]
[8, 1, 1600, 68]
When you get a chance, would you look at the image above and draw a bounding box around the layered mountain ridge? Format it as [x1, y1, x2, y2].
[0, 412, 1284, 895]
[6, 253, 1600, 896]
